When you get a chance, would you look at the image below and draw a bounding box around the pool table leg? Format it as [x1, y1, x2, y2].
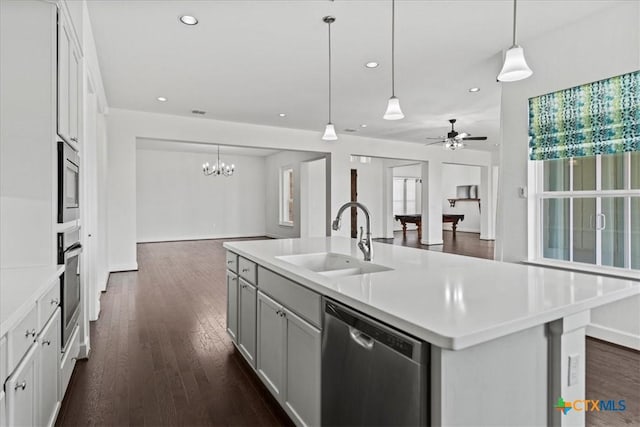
[401, 221, 408, 239]
[417, 220, 422, 241]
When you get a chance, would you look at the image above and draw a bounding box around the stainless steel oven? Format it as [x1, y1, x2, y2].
[58, 140, 80, 223]
[58, 227, 82, 350]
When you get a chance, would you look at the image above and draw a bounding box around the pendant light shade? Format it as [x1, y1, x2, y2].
[497, 0, 532, 82]
[384, 96, 404, 120]
[497, 45, 532, 82]
[384, 0, 404, 120]
[322, 16, 337, 141]
[322, 123, 338, 141]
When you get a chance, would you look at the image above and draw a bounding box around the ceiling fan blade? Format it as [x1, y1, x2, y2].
[462, 136, 488, 141]
[425, 136, 445, 140]
[425, 141, 443, 146]
[457, 132, 469, 139]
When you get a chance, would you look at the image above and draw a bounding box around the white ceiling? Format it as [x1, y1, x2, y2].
[88, 0, 618, 152]
[137, 138, 280, 157]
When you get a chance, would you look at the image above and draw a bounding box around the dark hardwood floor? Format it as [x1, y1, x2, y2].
[56, 238, 291, 427]
[374, 229, 495, 260]
[57, 237, 639, 426]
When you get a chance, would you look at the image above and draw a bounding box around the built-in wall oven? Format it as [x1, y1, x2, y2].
[58, 227, 82, 350]
[58, 140, 80, 223]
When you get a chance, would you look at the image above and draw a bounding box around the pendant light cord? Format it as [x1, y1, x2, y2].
[391, 0, 395, 97]
[512, 0, 517, 46]
[328, 20, 332, 123]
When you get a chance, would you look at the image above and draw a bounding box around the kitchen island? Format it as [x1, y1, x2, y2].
[223, 237, 639, 426]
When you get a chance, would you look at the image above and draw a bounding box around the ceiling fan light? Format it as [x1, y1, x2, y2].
[497, 45, 533, 82]
[383, 96, 404, 120]
[322, 123, 338, 141]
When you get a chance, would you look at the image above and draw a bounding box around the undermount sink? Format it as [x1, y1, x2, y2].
[276, 252, 392, 278]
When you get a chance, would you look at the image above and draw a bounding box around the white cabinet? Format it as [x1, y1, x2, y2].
[256, 291, 321, 427]
[238, 278, 257, 367]
[257, 292, 286, 400]
[38, 309, 60, 427]
[57, 10, 81, 146]
[5, 343, 38, 427]
[226, 271, 238, 342]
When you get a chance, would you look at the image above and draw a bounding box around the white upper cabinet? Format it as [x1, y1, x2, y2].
[57, 10, 81, 146]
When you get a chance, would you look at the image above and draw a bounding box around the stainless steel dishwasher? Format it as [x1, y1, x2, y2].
[322, 299, 429, 426]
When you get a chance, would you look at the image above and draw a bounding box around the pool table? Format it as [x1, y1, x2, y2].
[394, 214, 465, 240]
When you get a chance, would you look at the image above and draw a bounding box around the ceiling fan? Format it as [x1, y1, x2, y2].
[425, 119, 487, 150]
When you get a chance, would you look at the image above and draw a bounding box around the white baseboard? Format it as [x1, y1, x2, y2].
[109, 262, 138, 272]
[137, 232, 266, 243]
[79, 342, 91, 359]
[587, 324, 640, 350]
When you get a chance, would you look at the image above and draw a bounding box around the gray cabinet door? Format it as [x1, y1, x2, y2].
[283, 308, 321, 427]
[257, 291, 286, 401]
[226, 271, 238, 342]
[238, 278, 256, 366]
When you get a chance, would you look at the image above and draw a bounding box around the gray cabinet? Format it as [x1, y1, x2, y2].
[257, 292, 286, 400]
[238, 278, 256, 366]
[226, 271, 238, 343]
[256, 291, 321, 427]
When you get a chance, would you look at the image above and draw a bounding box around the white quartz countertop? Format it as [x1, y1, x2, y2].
[0, 265, 65, 336]
[224, 237, 640, 350]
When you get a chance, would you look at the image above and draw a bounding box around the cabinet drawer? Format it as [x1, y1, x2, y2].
[257, 267, 321, 328]
[37, 279, 60, 330]
[60, 324, 79, 399]
[239, 257, 257, 284]
[226, 251, 238, 273]
[8, 304, 38, 375]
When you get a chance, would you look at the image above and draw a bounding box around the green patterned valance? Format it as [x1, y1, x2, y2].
[529, 70, 639, 161]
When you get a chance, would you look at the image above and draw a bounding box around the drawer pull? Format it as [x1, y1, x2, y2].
[25, 329, 37, 338]
[227, 260, 233, 264]
[43, 339, 51, 346]
[15, 381, 27, 391]
[230, 277, 237, 281]
[279, 311, 286, 318]
[242, 268, 250, 273]
[50, 298, 59, 305]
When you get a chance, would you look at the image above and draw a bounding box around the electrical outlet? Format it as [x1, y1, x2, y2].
[568, 354, 580, 386]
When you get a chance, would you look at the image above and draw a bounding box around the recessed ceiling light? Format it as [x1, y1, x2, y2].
[279, 113, 287, 117]
[468, 87, 480, 92]
[157, 96, 168, 102]
[179, 15, 198, 25]
[365, 61, 379, 69]
[360, 124, 368, 128]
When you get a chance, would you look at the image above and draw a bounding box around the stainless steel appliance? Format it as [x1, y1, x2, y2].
[58, 140, 80, 223]
[322, 299, 429, 426]
[58, 227, 82, 350]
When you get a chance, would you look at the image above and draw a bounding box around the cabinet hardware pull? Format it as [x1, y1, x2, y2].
[51, 298, 59, 305]
[279, 311, 286, 318]
[15, 381, 26, 391]
[43, 339, 51, 346]
[227, 260, 233, 264]
[231, 277, 237, 281]
[242, 268, 250, 272]
[71, 137, 78, 142]
[25, 329, 36, 338]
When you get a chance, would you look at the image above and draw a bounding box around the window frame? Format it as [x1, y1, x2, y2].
[392, 176, 421, 215]
[529, 152, 640, 276]
[279, 166, 294, 227]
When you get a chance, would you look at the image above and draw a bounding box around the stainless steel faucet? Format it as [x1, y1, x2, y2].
[332, 202, 373, 261]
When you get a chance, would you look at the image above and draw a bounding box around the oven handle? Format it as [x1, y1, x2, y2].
[65, 246, 83, 260]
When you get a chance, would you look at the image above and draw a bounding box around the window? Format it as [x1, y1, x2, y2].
[393, 177, 421, 215]
[534, 152, 640, 272]
[279, 167, 294, 226]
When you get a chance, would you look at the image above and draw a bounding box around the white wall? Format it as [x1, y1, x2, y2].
[351, 158, 385, 238]
[136, 148, 266, 243]
[105, 108, 492, 271]
[264, 151, 327, 239]
[495, 2, 640, 348]
[300, 157, 327, 238]
[441, 164, 481, 233]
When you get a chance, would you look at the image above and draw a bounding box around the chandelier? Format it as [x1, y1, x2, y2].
[202, 145, 235, 177]
[443, 139, 464, 150]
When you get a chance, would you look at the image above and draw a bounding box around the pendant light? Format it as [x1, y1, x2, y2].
[202, 145, 235, 177]
[322, 16, 338, 141]
[497, 0, 533, 82]
[383, 0, 404, 120]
